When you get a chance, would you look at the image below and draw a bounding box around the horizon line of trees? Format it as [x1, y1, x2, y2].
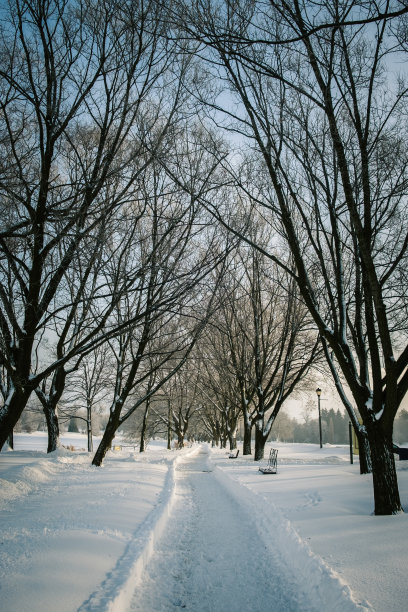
[20, 399, 408, 450]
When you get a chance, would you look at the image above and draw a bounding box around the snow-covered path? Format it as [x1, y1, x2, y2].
[130, 446, 315, 612]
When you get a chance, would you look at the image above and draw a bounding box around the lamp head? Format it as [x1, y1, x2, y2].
[316, 387, 321, 397]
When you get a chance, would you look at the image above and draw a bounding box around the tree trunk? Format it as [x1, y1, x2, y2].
[243, 421, 252, 455]
[228, 431, 237, 450]
[7, 430, 14, 449]
[43, 404, 60, 453]
[254, 420, 266, 461]
[177, 432, 184, 448]
[87, 408, 93, 453]
[167, 400, 171, 450]
[140, 403, 149, 452]
[92, 416, 119, 466]
[357, 429, 372, 474]
[367, 422, 402, 515]
[0, 388, 32, 450]
[36, 367, 66, 453]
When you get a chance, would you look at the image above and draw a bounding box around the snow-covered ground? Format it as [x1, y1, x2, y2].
[1, 433, 407, 611]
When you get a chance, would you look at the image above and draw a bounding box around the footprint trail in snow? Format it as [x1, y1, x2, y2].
[129, 446, 318, 612]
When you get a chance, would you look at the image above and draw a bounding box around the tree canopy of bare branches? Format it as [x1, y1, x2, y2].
[174, 0, 408, 514]
[0, 0, 196, 448]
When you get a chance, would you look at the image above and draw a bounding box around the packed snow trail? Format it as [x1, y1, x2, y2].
[129, 446, 317, 612]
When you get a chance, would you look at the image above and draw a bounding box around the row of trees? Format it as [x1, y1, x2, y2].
[0, 0, 230, 465]
[0, 1, 316, 466]
[2, 1, 408, 514]
[21, 386, 408, 450]
[172, 0, 408, 514]
[195, 244, 321, 459]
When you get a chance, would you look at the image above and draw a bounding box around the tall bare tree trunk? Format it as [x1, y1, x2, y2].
[356, 429, 372, 475]
[366, 421, 402, 515]
[254, 419, 266, 461]
[140, 402, 150, 452]
[0, 389, 32, 450]
[43, 404, 60, 453]
[92, 414, 120, 466]
[243, 419, 252, 455]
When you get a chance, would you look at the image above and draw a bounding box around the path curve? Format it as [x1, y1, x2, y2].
[129, 445, 318, 611]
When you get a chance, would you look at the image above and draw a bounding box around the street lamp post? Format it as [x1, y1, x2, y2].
[316, 387, 323, 448]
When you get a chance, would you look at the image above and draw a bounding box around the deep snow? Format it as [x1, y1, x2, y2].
[1, 433, 407, 611]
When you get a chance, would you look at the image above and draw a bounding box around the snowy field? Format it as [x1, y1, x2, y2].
[1, 433, 408, 611]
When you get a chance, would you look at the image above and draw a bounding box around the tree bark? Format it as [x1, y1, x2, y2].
[177, 432, 185, 448]
[0, 388, 32, 450]
[87, 407, 93, 453]
[167, 400, 171, 450]
[254, 419, 266, 461]
[7, 431, 14, 450]
[356, 429, 372, 475]
[228, 428, 237, 450]
[92, 415, 119, 466]
[243, 420, 252, 455]
[140, 403, 149, 452]
[43, 404, 60, 453]
[366, 421, 402, 515]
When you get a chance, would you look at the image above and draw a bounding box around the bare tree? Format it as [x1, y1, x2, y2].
[194, 345, 242, 450]
[200, 242, 320, 459]
[244, 249, 321, 460]
[59, 346, 111, 452]
[153, 365, 203, 448]
[194, 256, 257, 452]
[33, 220, 111, 452]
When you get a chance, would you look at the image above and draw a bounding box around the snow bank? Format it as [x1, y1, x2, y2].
[0, 455, 66, 507]
[0, 439, 184, 612]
